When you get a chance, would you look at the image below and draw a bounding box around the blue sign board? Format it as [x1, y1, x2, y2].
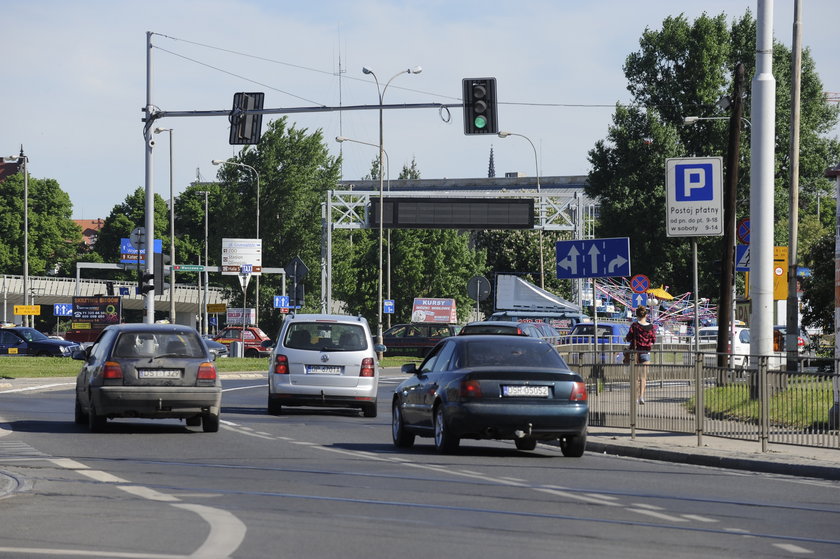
[120, 238, 162, 265]
[736, 245, 750, 272]
[119, 287, 130, 296]
[53, 303, 73, 317]
[555, 238, 631, 279]
[384, 299, 395, 314]
[273, 295, 290, 308]
[631, 293, 648, 308]
[240, 264, 253, 274]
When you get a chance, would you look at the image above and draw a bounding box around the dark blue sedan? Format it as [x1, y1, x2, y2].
[0, 327, 80, 357]
[391, 335, 588, 456]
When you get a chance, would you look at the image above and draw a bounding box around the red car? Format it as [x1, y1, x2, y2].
[214, 326, 272, 358]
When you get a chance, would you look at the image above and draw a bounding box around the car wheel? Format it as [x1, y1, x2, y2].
[433, 405, 459, 453]
[267, 395, 282, 415]
[185, 415, 202, 427]
[202, 413, 220, 433]
[560, 432, 587, 457]
[74, 396, 87, 425]
[391, 402, 415, 449]
[362, 403, 377, 418]
[514, 437, 537, 451]
[244, 348, 258, 358]
[87, 403, 106, 433]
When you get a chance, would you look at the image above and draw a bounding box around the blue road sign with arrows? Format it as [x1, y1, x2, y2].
[273, 295, 290, 308]
[555, 238, 631, 279]
[631, 293, 648, 308]
[53, 303, 73, 317]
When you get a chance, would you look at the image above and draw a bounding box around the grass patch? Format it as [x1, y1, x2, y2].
[690, 380, 834, 429]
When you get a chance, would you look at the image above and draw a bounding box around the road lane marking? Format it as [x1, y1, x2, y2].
[173, 503, 247, 559]
[536, 487, 622, 506]
[0, 383, 74, 394]
[772, 543, 813, 554]
[681, 514, 718, 523]
[626, 508, 689, 522]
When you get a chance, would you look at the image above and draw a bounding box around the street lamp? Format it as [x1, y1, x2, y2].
[212, 159, 261, 326]
[335, 136, 392, 326]
[3, 148, 29, 327]
[361, 65, 422, 353]
[196, 191, 210, 335]
[497, 131, 545, 289]
[684, 115, 751, 128]
[154, 127, 176, 323]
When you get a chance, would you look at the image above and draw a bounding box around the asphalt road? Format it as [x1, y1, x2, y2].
[0, 375, 839, 558]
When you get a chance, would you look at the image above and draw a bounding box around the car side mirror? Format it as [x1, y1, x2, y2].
[374, 343, 387, 354]
[400, 363, 419, 375]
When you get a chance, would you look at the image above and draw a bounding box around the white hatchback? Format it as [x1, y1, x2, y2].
[698, 326, 750, 367]
[267, 314, 382, 417]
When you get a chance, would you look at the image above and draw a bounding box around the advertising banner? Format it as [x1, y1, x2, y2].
[411, 298, 457, 323]
[72, 296, 122, 325]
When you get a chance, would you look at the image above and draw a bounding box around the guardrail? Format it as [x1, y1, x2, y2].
[557, 346, 840, 452]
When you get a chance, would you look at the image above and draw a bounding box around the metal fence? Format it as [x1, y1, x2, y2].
[557, 344, 840, 452]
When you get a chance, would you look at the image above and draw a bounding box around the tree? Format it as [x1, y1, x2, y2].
[0, 173, 81, 277]
[587, 11, 840, 300]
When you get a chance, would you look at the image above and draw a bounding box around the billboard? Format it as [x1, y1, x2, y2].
[411, 298, 457, 323]
[72, 296, 122, 326]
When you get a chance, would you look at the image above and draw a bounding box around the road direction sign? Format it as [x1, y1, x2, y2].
[173, 264, 205, 272]
[666, 157, 723, 237]
[53, 303, 73, 317]
[631, 293, 648, 308]
[384, 299, 395, 314]
[630, 274, 650, 294]
[221, 238, 262, 275]
[555, 238, 631, 279]
[273, 295, 290, 308]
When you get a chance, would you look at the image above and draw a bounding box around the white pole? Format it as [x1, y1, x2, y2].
[749, 0, 776, 359]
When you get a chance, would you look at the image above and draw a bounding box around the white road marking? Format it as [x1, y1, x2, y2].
[173, 503, 247, 559]
[536, 487, 622, 506]
[681, 514, 718, 523]
[626, 508, 690, 522]
[0, 383, 74, 394]
[118, 485, 180, 502]
[772, 543, 813, 554]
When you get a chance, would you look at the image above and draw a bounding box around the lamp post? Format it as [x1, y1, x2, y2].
[154, 127, 176, 323]
[498, 131, 544, 289]
[361, 65, 422, 353]
[3, 148, 29, 327]
[335, 136, 392, 326]
[196, 190, 210, 335]
[212, 159, 260, 326]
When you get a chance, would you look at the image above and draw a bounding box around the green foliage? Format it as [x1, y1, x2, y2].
[801, 233, 833, 332]
[0, 173, 81, 277]
[588, 10, 840, 300]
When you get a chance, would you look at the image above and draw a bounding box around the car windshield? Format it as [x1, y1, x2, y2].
[462, 324, 519, 335]
[463, 339, 566, 368]
[14, 328, 49, 342]
[284, 323, 367, 351]
[113, 332, 205, 358]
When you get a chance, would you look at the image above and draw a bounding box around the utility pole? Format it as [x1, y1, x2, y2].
[786, 0, 803, 372]
[717, 63, 745, 367]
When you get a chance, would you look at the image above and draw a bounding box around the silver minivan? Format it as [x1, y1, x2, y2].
[267, 314, 382, 417]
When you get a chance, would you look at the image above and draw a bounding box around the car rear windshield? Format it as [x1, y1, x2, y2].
[113, 332, 205, 359]
[463, 339, 566, 368]
[461, 324, 520, 335]
[284, 323, 368, 352]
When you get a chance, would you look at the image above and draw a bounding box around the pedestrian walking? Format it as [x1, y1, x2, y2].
[626, 306, 656, 404]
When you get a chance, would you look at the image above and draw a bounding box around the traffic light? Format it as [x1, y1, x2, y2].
[154, 252, 170, 293]
[293, 283, 305, 308]
[106, 281, 115, 296]
[229, 92, 265, 145]
[138, 268, 154, 295]
[462, 78, 498, 135]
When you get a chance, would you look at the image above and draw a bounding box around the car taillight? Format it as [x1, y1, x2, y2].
[273, 354, 289, 374]
[360, 357, 375, 377]
[197, 363, 217, 380]
[569, 381, 587, 402]
[103, 361, 123, 379]
[460, 379, 482, 398]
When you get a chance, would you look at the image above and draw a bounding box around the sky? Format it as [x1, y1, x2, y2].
[2, 0, 838, 220]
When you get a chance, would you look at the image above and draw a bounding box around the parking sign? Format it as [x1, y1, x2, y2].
[666, 157, 723, 237]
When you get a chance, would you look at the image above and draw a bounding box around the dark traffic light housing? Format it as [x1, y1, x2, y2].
[138, 252, 168, 295]
[229, 92, 265, 145]
[463, 78, 498, 135]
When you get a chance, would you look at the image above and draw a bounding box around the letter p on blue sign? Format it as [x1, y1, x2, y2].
[675, 163, 713, 201]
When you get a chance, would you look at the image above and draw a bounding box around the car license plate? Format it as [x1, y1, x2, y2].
[306, 365, 342, 375]
[502, 385, 550, 397]
[138, 369, 182, 379]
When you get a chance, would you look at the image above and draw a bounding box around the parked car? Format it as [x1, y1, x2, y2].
[72, 323, 221, 432]
[698, 326, 750, 367]
[202, 336, 229, 358]
[267, 314, 384, 417]
[773, 325, 815, 357]
[458, 320, 543, 338]
[0, 326, 80, 357]
[391, 334, 589, 455]
[560, 322, 630, 345]
[381, 323, 460, 357]
[214, 326, 272, 358]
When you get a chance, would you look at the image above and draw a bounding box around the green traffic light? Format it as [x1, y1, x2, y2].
[474, 115, 488, 129]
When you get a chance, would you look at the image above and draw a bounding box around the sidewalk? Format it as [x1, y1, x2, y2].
[2, 375, 839, 480]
